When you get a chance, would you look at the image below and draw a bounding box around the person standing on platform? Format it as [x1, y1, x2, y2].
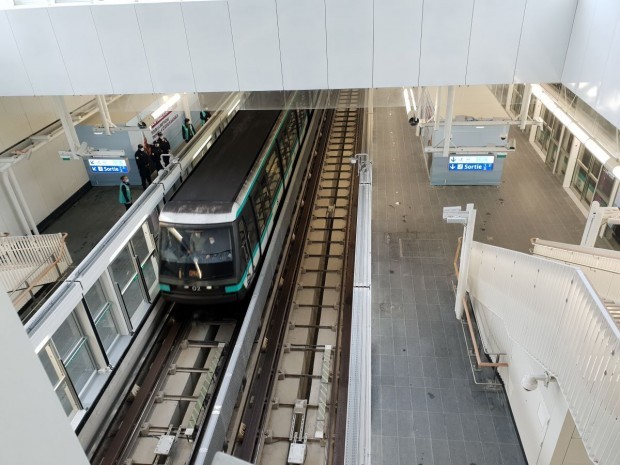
[118, 175, 132, 211]
[199, 109, 212, 126]
[135, 144, 152, 190]
[156, 132, 171, 166]
[151, 141, 164, 171]
[182, 118, 196, 143]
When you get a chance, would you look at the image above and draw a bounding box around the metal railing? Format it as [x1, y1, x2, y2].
[468, 241, 620, 465]
[1, 233, 72, 310]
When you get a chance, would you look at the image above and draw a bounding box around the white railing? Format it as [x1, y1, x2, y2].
[467, 241, 620, 465]
[531, 238, 620, 303]
[0, 233, 72, 309]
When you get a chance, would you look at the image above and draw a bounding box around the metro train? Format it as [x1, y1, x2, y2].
[158, 108, 312, 303]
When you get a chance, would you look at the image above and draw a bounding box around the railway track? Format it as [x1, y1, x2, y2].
[233, 90, 364, 465]
[91, 92, 364, 465]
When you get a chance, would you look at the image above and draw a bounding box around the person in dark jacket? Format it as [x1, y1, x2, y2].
[156, 132, 171, 166]
[151, 142, 164, 171]
[118, 175, 132, 211]
[135, 144, 152, 190]
[199, 109, 212, 126]
[181, 118, 196, 143]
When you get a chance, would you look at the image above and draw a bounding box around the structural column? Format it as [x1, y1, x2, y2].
[53, 96, 81, 155]
[520, 84, 532, 131]
[442, 86, 455, 157]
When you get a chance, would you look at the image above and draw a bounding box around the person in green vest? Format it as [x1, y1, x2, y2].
[118, 175, 132, 211]
[182, 118, 196, 143]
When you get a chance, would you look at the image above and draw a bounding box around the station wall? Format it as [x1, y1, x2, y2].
[0, 95, 93, 235]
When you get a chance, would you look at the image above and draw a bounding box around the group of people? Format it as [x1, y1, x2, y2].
[120, 109, 212, 211]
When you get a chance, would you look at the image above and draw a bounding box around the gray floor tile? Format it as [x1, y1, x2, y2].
[415, 437, 434, 465]
[465, 440, 487, 465]
[382, 436, 400, 465]
[432, 439, 451, 465]
[382, 409, 398, 437]
[398, 437, 416, 465]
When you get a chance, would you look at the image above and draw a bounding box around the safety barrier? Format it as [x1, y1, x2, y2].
[531, 238, 620, 303]
[0, 233, 72, 310]
[468, 241, 620, 465]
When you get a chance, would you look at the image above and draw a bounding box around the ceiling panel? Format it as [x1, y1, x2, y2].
[48, 7, 113, 95]
[276, 0, 328, 90]
[182, 1, 238, 92]
[228, 0, 283, 91]
[0, 12, 33, 96]
[419, 0, 474, 86]
[373, 0, 422, 87]
[90, 5, 154, 94]
[135, 3, 195, 93]
[515, 0, 578, 83]
[6, 9, 73, 95]
[325, 0, 373, 89]
[467, 0, 526, 85]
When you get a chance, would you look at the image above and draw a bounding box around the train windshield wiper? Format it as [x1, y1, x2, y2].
[169, 227, 202, 276]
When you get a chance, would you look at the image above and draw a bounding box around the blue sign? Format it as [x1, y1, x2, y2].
[88, 158, 128, 173]
[449, 163, 494, 171]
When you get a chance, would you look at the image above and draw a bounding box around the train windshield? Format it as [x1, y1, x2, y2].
[159, 226, 234, 281]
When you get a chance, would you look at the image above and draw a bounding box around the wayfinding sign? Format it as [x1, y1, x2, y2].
[448, 155, 494, 171]
[88, 158, 128, 173]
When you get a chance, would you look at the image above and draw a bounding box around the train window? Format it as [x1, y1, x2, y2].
[238, 218, 251, 265]
[159, 226, 234, 280]
[242, 205, 259, 254]
[266, 151, 282, 197]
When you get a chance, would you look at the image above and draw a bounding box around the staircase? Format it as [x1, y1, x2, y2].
[0, 233, 72, 310]
[466, 240, 620, 465]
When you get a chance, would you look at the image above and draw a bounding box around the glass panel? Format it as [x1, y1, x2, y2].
[584, 177, 596, 204]
[38, 349, 60, 386]
[95, 306, 119, 352]
[572, 165, 587, 195]
[594, 169, 614, 206]
[52, 314, 82, 360]
[65, 341, 96, 394]
[141, 258, 157, 293]
[546, 141, 558, 167]
[84, 279, 107, 320]
[58, 381, 78, 417]
[160, 226, 234, 281]
[122, 277, 145, 320]
[131, 223, 150, 260]
[109, 245, 136, 290]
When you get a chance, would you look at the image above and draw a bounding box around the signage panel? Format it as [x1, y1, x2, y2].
[448, 155, 495, 164]
[448, 162, 494, 171]
[88, 158, 128, 173]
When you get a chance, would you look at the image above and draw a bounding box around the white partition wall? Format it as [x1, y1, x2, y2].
[2, 0, 620, 129]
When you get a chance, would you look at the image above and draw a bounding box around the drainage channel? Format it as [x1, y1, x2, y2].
[255, 90, 363, 465]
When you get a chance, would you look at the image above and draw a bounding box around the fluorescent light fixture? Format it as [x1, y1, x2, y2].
[475, 126, 485, 129]
[409, 88, 417, 111]
[613, 166, 620, 179]
[152, 94, 180, 120]
[567, 122, 589, 144]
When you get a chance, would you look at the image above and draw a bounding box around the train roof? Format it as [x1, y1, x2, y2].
[167, 110, 281, 214]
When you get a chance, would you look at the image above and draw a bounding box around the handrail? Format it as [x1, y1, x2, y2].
[453, 236, 508, 368]
[7, 233, 71, 308]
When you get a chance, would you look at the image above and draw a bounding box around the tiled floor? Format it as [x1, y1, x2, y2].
[370, 98, 586, 465]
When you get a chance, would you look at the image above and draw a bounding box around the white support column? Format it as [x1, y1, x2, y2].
[520, 84, 532, 131]
[529, 97, 542, 143]
[7, 167, 39, 235]
[563, 139, 581, 188]
[53, 96, 80, 154]
[442, 86, 455, 157]
[182, 93, 192, 120]
[0, 290, 89, 465]
[1, 170, 31, 235]
[367, 88, 374, 161]
[96, 95, 114, 136]
[434, 87, 442, 131]
[443, 204, 476, 320]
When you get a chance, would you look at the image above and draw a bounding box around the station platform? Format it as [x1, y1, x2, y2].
[370, 93, 586, 465]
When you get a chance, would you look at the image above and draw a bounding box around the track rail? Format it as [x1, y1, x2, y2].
[233, 90, 364, 465]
